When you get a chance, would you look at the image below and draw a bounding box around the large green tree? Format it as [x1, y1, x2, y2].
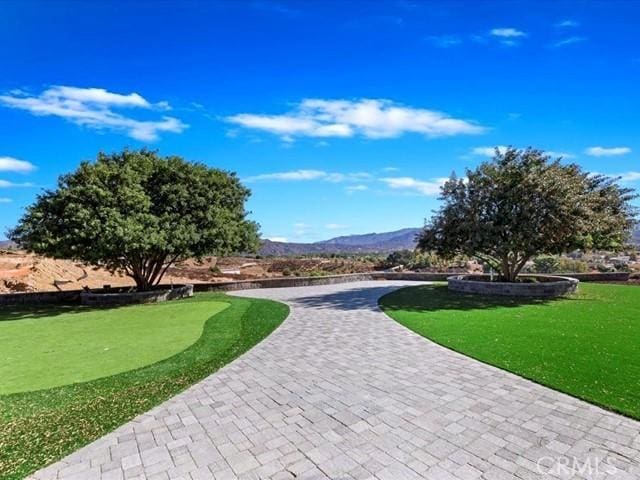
[10, 149, 260, 290]
[418, 147, 637, 282]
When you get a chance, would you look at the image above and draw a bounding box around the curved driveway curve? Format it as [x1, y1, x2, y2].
[32, 281, 640, 479]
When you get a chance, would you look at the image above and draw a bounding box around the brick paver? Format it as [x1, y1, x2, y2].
[30, 281, 640, 479]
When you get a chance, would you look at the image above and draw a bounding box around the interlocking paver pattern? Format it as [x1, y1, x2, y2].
[30, 281, 640, 479]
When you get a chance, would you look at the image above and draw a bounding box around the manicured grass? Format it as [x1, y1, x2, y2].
[0, 293, 288, 480]
[0, 301, 229, 394]
[380, 283, 640, 420]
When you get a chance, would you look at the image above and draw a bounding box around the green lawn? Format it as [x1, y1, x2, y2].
[380, 283, 640, 420]
[0, 293, 288, 480]
[0, 301, 229, 394]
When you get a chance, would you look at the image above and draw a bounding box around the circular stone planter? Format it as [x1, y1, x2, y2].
[447, 275, 578, 298]
[80, 284, 194, 306]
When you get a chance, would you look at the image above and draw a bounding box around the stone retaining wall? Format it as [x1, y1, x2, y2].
[564, 272, 629, 282]
[448, 275, 579, 297]
[0, 271, 629, 305]
[0, 290, 81, 306]
[80, 284, 194, 306]
[192, 272, 452, 292]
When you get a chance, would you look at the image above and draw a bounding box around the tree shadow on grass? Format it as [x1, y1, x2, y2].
[379, 283, 582, 313]
[0, 304, 96, 322]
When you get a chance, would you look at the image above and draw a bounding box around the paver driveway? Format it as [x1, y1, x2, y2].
[31, 281, 640, 480]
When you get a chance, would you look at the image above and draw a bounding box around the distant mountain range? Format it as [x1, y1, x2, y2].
[0, 240, 16, 249]
[259, 227, 422, 256]
[2, 225, 637, 256]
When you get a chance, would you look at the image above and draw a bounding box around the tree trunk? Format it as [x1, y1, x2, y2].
[128, 255, 176, 291]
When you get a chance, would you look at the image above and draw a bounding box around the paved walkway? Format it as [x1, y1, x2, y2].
[31, 281, 640, 480]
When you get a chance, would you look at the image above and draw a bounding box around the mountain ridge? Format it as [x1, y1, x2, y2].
[260, 227, 422, 255]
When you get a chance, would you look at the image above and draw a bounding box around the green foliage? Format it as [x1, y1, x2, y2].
[384, 249, 416, 268]
[418, 147, 637, 281]
[380, 283, 640, 420]
[9, 149, 259, 290]
[532, 255, 560, 273]
[529, 256, 590, 274]
[558, 257, 589, 273]
[382, 249, 448, 270]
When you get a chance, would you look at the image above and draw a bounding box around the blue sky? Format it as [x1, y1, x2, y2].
[1, 1, 639, 242]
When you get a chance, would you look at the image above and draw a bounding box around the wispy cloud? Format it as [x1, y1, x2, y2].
[471, 146, 574, 158]
[471, 146, 509, 157]
[617, 172, 640, 182]
[0, 86, 187, 141]
[552, 36, 586, 48]
[346, 184, 368, 193]
[0, 179, 34, 188]
[585, 146, 631, 157]
[489, 27, 526, 46]
[427, 35, 463, 48]
[555, 19, 579, 28]
[0, 156, 36, 173]
[251, 1, 301, 16]
[0, 197, 12, 203]
[325, 223, 348, 230]
[227, 98, 486, 141]
[380, 176, 447, 196]
[544, 150, 575, 158]
[490, 28, 526, 38]
[245, 169, 372, 183]
[266, 236, 288, 242]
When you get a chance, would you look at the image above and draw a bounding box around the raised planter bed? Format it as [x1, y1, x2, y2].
[1, 271, 627, 306]
[447, 274, 578, 298]
[80, 284, 194, 306]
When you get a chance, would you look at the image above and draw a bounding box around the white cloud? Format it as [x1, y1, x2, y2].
[227, 98, 485, 141]
[0, 197, 12, 203]
[0, 156, 36, 173]
[0, 179, 34, 188]
[472, 146, 574, 158]
[552, 36, 586, 48]
[245, 169, 327, 182]
[346, 184, 368, 193]
[381, 176, 448, 196]
[325, 223, 348, 229]
[585, 146, 631, 157]
[245, 169, 372, 183]
[293, 222, 312, 237]
[0, 86, 187, 141]
[544, 150, 575, 159]
[556, 19, 579, 27]
[617, 172, 640, 182]
[472, 146, 509, 157]
[427, 35, 463, 48]
[490, 28, 526, 38]
[266, 236, 288, 242]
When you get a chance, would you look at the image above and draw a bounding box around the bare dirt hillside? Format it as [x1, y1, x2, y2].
[0, 251, 382, 293]
[0, 251, 205, 293]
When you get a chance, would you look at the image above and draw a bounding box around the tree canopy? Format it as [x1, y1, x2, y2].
[10, 149, 260, 290]
[418, 147, 637, 282]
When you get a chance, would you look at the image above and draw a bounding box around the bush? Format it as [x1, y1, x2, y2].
[557, 258, 589, 273]
[596, 264, 615, 273]
[533, 255, 560, 273]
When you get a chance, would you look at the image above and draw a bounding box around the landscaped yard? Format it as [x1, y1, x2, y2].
[380, 283, 640, 420]
[0, 293, 288, 480]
